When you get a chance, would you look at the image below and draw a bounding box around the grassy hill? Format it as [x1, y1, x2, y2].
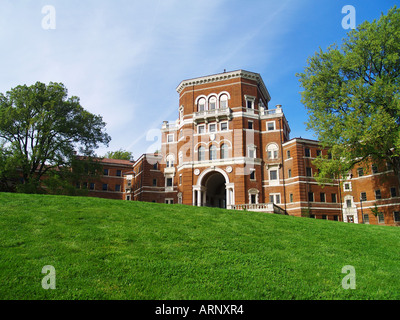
[1, 192, 400, 300]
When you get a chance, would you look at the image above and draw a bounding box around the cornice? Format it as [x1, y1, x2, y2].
[176, 70, 271, 102]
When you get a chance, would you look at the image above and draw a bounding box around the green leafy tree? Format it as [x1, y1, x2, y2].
[104, 149, 133, 161]
[297, 6, 400, 185]
[0, 81, 111, 193]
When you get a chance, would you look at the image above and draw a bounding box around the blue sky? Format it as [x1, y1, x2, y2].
[0, 0, 398, 160]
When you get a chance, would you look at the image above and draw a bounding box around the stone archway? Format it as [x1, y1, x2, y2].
[192, 167, 234, 209]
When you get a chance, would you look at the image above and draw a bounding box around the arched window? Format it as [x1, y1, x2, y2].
[198, 98, 206, 112]
[209, 96, 217, 110]
[267, 144, 279, 160]
[198, 146, 205, 161]
[219, 94, 228, 109]
[221, 144, 228, 159]
[209, 145, 217, 160]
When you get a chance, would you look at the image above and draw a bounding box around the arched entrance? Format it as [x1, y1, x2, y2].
[192, 168, 235, 209]
[203, 171, 226, 208]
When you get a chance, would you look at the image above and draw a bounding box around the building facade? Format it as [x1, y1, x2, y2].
[120, 70, 399, 226]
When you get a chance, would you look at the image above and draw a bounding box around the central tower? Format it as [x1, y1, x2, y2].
[160, 70, 290, 208]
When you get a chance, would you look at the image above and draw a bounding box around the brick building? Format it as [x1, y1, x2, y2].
[77, 157, 133, 200]
[120, 70, 399, 226]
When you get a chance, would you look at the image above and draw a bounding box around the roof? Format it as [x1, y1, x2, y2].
[75, 156, 134, 166]
[175, 69, 271, 102]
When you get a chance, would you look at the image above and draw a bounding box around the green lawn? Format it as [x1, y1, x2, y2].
[0, 192, 399, 300]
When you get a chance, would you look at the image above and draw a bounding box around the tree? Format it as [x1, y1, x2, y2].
[104, 149, 133, 161]
[0, 81, 111, 193]
[297, 6, 400, 185]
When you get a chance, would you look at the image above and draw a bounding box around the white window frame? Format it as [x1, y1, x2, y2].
[167, 134, 174, 143]
[197, 125, 205, 134]
[267, 121, 275, 131]
[247, 144, 257, 159]
[220, 121, 228, 131]
[343, 182, 352, 192]
[209, 123, 217, 133]
[268, 168, 279, 186]
[244, 95, 256, 110]
[269, 193, 281, 204]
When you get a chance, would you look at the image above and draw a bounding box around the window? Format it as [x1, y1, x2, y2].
[344, 182, 351, 191]
[372, 165, 378, 174]
[394, 212, 400, 223]
[270, 170, 278, 181]
[198, 125, 205, 134]
[357, 168, 364, 177]
[375, 190, 382, 200]
[116, 170, 122, 177]
[126, 195, 131, 201]
[363, 214, 370, 224]
[390, 187, 397, 198]
[178, 152, 183, 164]
[331, 193, 337, 203]
[248, 121, 253, 130]
[209, 145, 217, 160]
[360, 192, 367, 201]
[250, 169, 255, 180]
[167, 134, 174, 143]
[221, 144, 228, 159]
[250, 194, 257, 204]
[287, 150, 291, 159]
[346, 199, 352, 208]
[198, 98, 206, 112]
[102, 184, 108, 191]
[209, 96, 217, 110]
[267, 122, 275, 131]
[320, 193, 326, 202]
[248, 145, 256, 158]
[89, 183, 95, 190]
[378, 213, 385, 224]
[220, 122, 228, 131]
[246, 100, 253, 109]
[308, 192, 314, 202]
[269, 194, 280, 204]
[75, 182, 80, 189]
[289, 193, 294, 203]
[220, 94, 228, 109]
[165, 199, 174, 204]
[166, 178, 173, 187]
[316, 150, 321, 157]
[103, 169, 109, 176]
[152, 179, 157, 187]
[305, 148, 311, 157]
[334, 215, 339, 221]
[306, 167, 312, 177]
[115, 184, 121, 192]
[179, 175, 182, 185]
[288, 169, 292, 178]
[322, 215, 327, 220]
[267, 144, 278, 160]
[209, 123, 216, 133]
[166, 155, 174, 167]
[198, 146, 205, 161]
